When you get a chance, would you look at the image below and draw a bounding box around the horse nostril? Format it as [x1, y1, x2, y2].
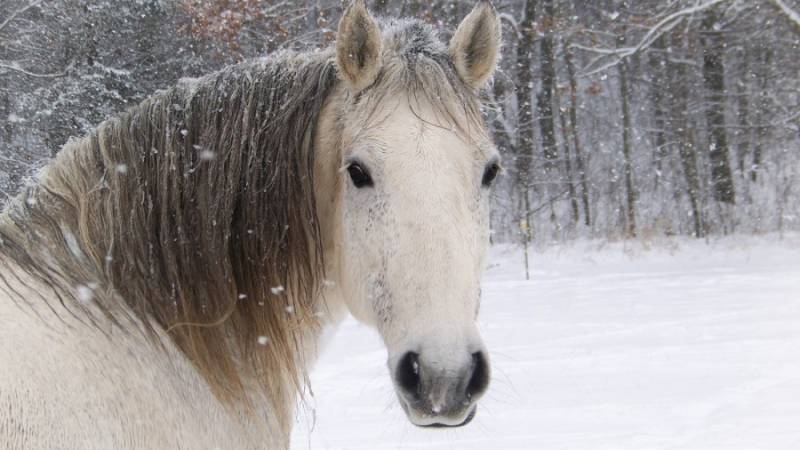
[395, 351, 421, 398]
[465, 351, 489, 400]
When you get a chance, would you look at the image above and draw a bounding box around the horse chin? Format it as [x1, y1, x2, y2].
[418, 406, 477, 428]
[399, 399, 478, 428]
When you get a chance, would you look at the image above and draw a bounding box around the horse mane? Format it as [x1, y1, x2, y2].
[0, 48, 336, 427]
[0, 17, 485, 432]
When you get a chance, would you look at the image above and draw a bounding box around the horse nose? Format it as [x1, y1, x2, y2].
[394, 350, 489, 423]
[395, 351, 423, 397]
[465, 351, 490, 399]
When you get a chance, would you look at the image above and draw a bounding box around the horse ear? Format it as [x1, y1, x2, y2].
[449, 0, 502, 90]
[336, 0, 382, 92]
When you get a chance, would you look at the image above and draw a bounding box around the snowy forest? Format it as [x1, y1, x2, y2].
[1, 0, 799, 245]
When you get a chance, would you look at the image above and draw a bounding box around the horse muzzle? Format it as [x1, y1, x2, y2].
[391, 350, 490, 427]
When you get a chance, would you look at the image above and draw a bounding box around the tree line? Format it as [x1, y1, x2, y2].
[1, 0, 798, 245]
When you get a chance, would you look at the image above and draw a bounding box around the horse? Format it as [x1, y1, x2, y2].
[0, 1, 502, 447]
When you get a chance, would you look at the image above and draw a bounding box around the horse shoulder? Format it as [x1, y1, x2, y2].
[0, 276, 281, 449]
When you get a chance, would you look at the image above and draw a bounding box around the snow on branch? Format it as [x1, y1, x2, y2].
[0, 62, 67, 79]
[574, 0, 729, 78]
[767, 0, 800, 33]
[498, 12, 521, 39]
[0, 0, 42, 33]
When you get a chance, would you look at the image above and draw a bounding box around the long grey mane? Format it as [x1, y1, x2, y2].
[0, 48, 337, 422]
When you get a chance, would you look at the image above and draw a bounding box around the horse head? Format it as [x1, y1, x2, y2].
[318, 0, 502, 427]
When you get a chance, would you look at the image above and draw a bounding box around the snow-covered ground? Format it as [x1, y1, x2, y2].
[292, 234, 800, 449]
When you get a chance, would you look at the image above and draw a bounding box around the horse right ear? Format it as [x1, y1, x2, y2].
[449, 0, 502, 90]
[336, 0, 383, 92]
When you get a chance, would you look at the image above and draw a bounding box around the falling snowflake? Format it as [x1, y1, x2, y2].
[76, 284, 94, 303]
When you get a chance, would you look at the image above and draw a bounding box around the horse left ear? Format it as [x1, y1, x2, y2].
[336, 0, 383, 92]
[449, 0, 502, 90]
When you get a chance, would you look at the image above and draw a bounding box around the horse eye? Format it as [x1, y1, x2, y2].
[482, 163, 500, 187]
[347, 163, 373, 188]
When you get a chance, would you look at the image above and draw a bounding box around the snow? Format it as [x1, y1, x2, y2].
[198, 150, 216, 161]
[93, 63, 132, 77]
[6, 114, 25, 123]
[292, 234, 800, 449]
[76, 282, 98, 303]
[770, 0, 800, 30]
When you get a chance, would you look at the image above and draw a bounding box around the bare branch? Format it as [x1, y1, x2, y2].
[0, 0, 42, 33]
[575, 0, 730, 77]
[0, 62, 67, 79]
[767, 0, 800, 33]
[498, 12, 521, 39]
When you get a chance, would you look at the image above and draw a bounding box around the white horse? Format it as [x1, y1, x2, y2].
[0, 1, 502, 448]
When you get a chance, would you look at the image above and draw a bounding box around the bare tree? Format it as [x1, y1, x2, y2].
[700, 6, 736, 205]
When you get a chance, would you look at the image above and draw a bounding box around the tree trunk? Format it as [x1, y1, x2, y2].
[701, 8, 736, 204]
[735, 46, 750, 178]
[671, 30, 704, 238]
[564, 41, 592, 227]
[0, 88, 14, 199]
[556, 73, 580, 225]
[490, 76, 516, 161]
[618, 25, 637, 238]
[649, 36, 668, 190]
[537, 0, 558, 169]
[515, 0, 537, 245]
[751, 46, 772, 183]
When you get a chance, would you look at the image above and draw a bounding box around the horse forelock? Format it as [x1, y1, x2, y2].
[364, 18, 488, 138]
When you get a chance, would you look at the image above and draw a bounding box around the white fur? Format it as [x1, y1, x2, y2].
[0, 265, 351, 449]
[0, 272, 282, 448]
